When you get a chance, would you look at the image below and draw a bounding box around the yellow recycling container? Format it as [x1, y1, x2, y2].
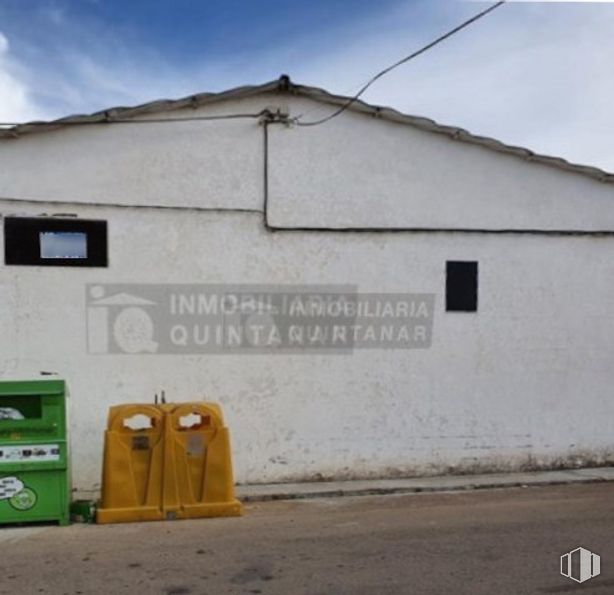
[97, 402, 242, 524]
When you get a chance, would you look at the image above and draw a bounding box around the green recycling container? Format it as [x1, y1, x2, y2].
[0, 379, 70, 525]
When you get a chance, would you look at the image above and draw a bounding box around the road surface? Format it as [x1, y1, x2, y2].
[0, 482, 612, 594]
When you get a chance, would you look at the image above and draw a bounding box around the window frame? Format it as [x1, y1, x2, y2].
[4, 216, 108, 267]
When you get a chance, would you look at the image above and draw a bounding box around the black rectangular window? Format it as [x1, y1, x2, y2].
[446, 261, 478, 312]
[4, 217, 107, 267]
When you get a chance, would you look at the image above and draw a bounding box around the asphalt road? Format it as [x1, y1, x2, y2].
[1, 483, 613, 595]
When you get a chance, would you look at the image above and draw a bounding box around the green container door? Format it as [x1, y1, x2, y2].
[0, 379, 70, 525]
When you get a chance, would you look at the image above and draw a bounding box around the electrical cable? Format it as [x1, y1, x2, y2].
[0, 110, 270, 129]
[0, 3, 505, 131]
[295, 1, 506, 127]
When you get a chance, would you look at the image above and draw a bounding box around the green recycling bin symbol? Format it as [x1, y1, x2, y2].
[10, 487, 37, 511]
[0, 476, 37, 511]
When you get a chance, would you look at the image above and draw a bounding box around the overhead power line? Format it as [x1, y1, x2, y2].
[0, 3, 505, 131]
[295, 1, 507, 127]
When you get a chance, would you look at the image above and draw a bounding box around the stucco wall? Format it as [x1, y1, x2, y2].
[1, 201, 614, 494]
[1, 92, 614, 494]
[2, 93, 614, 230]
[0, 97, 270, 210]
[266, 100, 614, 231]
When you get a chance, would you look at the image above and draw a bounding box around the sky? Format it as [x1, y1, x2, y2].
[1, 0, 614, 171]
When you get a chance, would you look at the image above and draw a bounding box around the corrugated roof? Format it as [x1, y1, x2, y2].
[1, 75, 613, 185]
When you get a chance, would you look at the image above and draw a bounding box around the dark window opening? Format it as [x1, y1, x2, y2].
[446, 261, 478, 312]
[4, 217, 107, 267]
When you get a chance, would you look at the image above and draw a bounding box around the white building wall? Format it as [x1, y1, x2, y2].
[2, 94, 614, 231]
[1, 201, 614, 494]
[1, 92, 614, 494]
[0, 98, 270, 210]
[267, 101, 614, 231]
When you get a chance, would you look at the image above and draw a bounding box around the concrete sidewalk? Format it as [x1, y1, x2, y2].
[236, 466, 614, 502]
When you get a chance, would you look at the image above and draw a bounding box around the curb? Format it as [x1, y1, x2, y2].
[236, 467, 614, 503]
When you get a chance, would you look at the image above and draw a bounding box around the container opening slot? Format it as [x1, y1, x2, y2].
[0, 396, 42, 419]
[178, 413, 203, 430]
[122, 414, 154, 431]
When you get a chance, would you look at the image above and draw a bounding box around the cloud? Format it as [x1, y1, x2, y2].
[291, 1, 614, 171]
[0, 1, 613, 172]
[0, 31, 51, 122]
